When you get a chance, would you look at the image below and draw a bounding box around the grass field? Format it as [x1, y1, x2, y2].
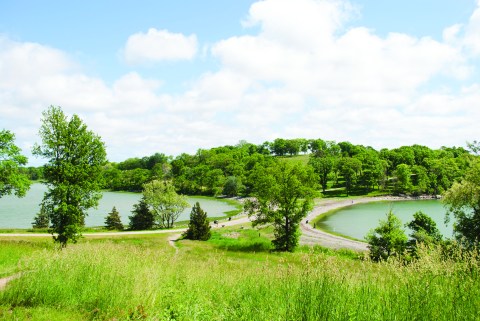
[1, 225, 479, 320]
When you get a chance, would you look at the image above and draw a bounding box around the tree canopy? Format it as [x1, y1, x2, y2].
[0, 129, 30, 198]
[143, 180, 189, 228]
[443, 160, 480, 246]
[245, 161, 318, 252]
[32, 106, 107, 246]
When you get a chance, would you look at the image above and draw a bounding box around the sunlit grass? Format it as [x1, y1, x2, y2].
[1, 229, 479, 320]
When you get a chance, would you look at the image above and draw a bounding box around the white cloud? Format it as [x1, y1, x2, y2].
[123, 28, 198, 64]
[464, 1, 480, 55]
[2, 0, 480, 166]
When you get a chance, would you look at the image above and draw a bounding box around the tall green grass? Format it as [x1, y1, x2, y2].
[1, 233, 479, 320]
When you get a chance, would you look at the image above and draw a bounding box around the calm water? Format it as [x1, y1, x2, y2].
[0, 183, 238, 228]
[317, 200, 455, 240]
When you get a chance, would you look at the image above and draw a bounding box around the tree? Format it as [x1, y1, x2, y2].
[467, 140, 480, 155]
[0, 129, 31, 198]
[128, 197, 155, 230]
[443, 160, 480, 246]
[365, 211, 408, 261]
[104, 206, 124, 230]
[309, 156, 334, 192]
[338, 157, 362, 196]
[32, 106, 107, 247]
[143, 180, 189, 228]
[405, 211, 442, 253]
[32, 205, 49, 229]
[222, 176, 244, 197]
[184, 202, 211, 240]
[394, 164, 413, 194]
[245, 162, 318, 252]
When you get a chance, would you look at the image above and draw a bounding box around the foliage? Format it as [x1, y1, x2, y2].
[222, 176, 244, 196]
[0, 129, 30, 198]
[443, 160, 480, 246]
[245, 161, 318, 251]
[104, 207, 124, 230]
[309, 155, 334, 192]
[366, 211, 408, 261]
[32, 106, 107, 247]
[143, 180, 189, 228]
[128, 197, 155, 230]
[100, 137, 472, 198]
[31, 205, 49, 229]
[405, 211, 442, 255]
[184, 202, 211, 240]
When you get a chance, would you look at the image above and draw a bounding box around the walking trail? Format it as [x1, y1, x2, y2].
[1, 197, 397, 289]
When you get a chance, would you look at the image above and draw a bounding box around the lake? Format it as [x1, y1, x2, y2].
[0, 183, 239, 228]
[316, 200, 455, 240]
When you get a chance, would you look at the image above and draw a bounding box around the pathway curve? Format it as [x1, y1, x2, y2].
[299, 196, 407, 251]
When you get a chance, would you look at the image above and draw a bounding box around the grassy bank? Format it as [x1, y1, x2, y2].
[1, 228, 479, 320]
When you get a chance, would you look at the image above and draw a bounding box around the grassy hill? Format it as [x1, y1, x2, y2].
[1, 227, 479, 320]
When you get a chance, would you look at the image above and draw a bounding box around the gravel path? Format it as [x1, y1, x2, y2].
[299, 196, 409, 251]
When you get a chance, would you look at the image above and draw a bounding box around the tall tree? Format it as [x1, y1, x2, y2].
[0, 129, 31, 198]
[309, 156, 334, 192]
[443, 160, 480, 246]
[366, 211, 408, 261]
[245, 162, 318, 252]
[143, 180, 189, 228]
[184, 202, 211, 240]
[32, 106, 107, 246]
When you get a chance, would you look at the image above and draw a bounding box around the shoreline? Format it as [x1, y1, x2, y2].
[300, 195, 440, 251]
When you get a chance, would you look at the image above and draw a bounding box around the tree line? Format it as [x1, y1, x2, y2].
[96, 139, 473, 198]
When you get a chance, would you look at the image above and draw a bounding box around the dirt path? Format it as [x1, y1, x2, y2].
[0, 274, 20, 291]
[0, 198, 383, 253]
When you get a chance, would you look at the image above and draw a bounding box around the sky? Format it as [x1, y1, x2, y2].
[1, 0, 479, 165]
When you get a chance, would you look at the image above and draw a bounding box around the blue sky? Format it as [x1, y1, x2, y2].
[1, 0, 479, 165]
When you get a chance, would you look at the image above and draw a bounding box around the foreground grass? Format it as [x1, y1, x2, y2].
[1, 229, 479, 320]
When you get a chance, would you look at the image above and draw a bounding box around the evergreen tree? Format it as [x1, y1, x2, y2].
[128, 197, 155, 230]
[104, 206, 124, 230]
[32, 205, 49, 229]
[184, 202, 211, 240]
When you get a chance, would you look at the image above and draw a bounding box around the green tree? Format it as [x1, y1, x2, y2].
[443, 161, 480, 246]
[365, 211, 408, 261]
[184, 202, 211, 240]
[128, 197, 155, 230]
[32, 106, 107, 247]
[309, 156, 334, 192]
[245, 162, 318, 252]
[143, 180, 189, 228]
[222, 176, 243, 197]
[405, 211, 442, 253]
[32, 205, 49, 229]
[338, 157, 362, 196]
[104, 206, 124, 230]
[394, 164, 413, 194]
[0, 129, 30, 198]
